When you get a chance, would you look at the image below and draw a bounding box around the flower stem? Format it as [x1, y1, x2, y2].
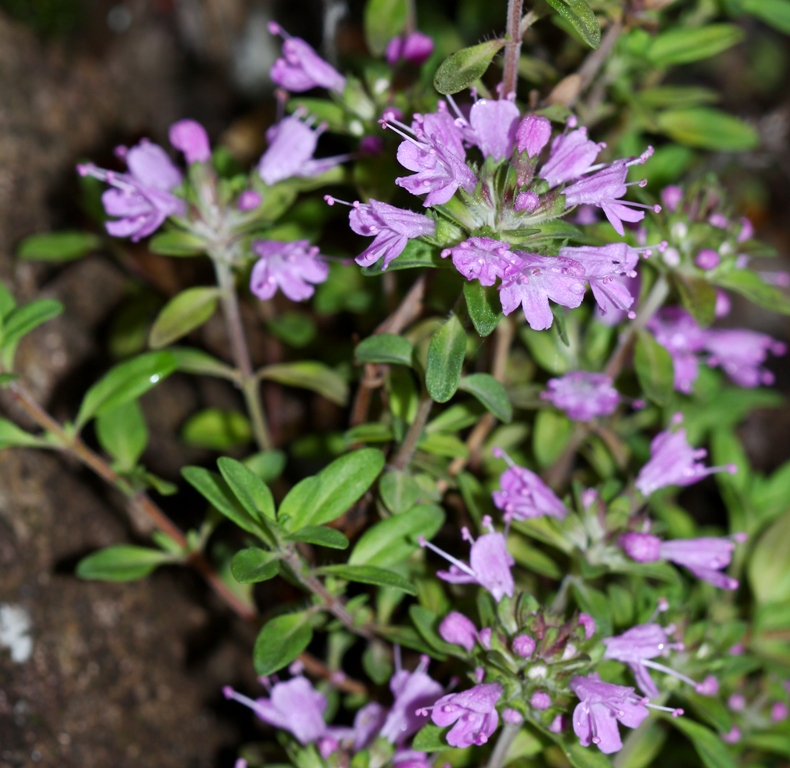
[392, 392, 433, 470]
[213, 258, 273, 451]
[502, 0, 525, 98]
[486, 721, 521, 768]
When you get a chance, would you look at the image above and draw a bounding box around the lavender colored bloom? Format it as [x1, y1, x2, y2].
[428, 683, 503, 748]
[386, 31, 434, 66]
[503, 708, 524, 724]
[380, 656, 443, 744]
[549, 714, 567, 733]
[516, 115, 552, 157]
[558, 243, 641, 318]
[722, 726, 742, 744]
[563, 149, 659, 237]
[661, 185, 683, 212]
[513, 634, 536, 657]
[223, 677, 327, 744]
[570, 675, 649, 754]
[514, 191, 539, 212]
[696, 676, 719, 696]
[579, 613, 597, 640]
[352, 702, 387, 751]
[704, 329, 786, 388]
[738, 217, 754, 243]
[531, 692, 551, 710]
[420, 518, 514, 602]
[709, 213, 728, 229]
[635, 421, 736, 497]
[259, 115, 350, 186]
[647, 308, 708, 394]
[393, 752, 433, 768]
[620, 532, 740, 590]
[337, 198, 435, 270]
[728, 694, 746, 711]
[498, 252, 587, 331]
[169, 119, 211, 164]
[696, 249, 720, 270]
[268, 22, 346, 93]
[478, 628, 492, 650]
[439, 611, 478, 651]
[542, 372, 620, 422]
[77, 140, 185, 241]
[250, 240, 329, 301]
[469, 98, 520, 161]
[771, 702, 789, 722]
[441, 237, 511, 286]
[491, 447, 567, 521]
[238, 190, 261, 211]
[541, 127, 604, 188]
[389, 110, 477, 206]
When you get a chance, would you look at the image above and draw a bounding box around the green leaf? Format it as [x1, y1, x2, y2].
[639, 86, 719, 109]
[0, 418, 48, 449]
[425, 313, 466, 403]
[148, 287, 220, 349]
[521, 325, 576, 374]
[545, 0, 601, 49]
[76, 545, 172, 582]
[244, 450, 287, 483]
[647, 24, 744, 66]
[674, 274, 718, 327]
[712, 269, 790, 315]
[0, 299, 63, 366]
[355, 334, 414, 366]
[364, 0, 408, 55]
[434, 39, 506, 95]
[379, 470, 421, 514]
[418, 432, 469, 459]
[169, 347, 236, 380]
[266, 311, 317, 348]
[0, 282, 16, 320]
[0, 373, 19, 387]
[749, 509, 790, 604]
[656, 109, 759, 151]
[463, 281, 501, 337]
[279, 448, 385, 531]
[253, 612, 313, 676]
[230, 547, 280, 584]
[148, 230, 206, 256]
[258, 361, 348, 406]
[533, 409, 573, 469]
[349, 503, 445, 566]
[458, 373, 512, 423]
[181, 408, 252, 450]
[316, 564, 417, 595]
[634, 331, 675, 405]
[287, 526, 349, 549]
[17, 230, 102, 262]
[217, 456, 276, 522]
[670, 717, 738, 768]
[742, 0, 790, 35]
[75, 351, 177, 431]
[360, 239, 448, 275]
[95, 400, 148, 470]
[182, 466, 270, 539]
[561, 740, 615, 768]
[412, 724, 449, 752]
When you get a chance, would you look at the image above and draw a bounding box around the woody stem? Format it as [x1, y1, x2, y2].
[502, 0, 525, 98]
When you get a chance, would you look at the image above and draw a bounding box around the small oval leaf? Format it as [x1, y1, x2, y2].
[76, 545, 171, 582]
[230, 547, 280, 584]
[545, 0, 601, 49]
[426, 313, 466, 403]
[434, 40, 505, 95]
[463, 281, 501, 338]
[634, 331, 675, 406]
[18, 231, 102, 262]
[316, 564, 418, 595]
[287, 526, 349, 550]
[457, 373, 512, 422]
[149, 287, 220, 349]
[253, 612, 314, 676]
[355, 334, 414, 366]
[656, 109, 759, 151]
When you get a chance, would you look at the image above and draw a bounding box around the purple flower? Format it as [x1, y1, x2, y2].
[728, 694, 746, 711]
[441, 237, 511, 286]
[771, 702, 789, 722]
[738, 217, 754, 242]
[661, 185, 683, 212]
[491, 447, 567, 521]
[268, 22, 346, 93]
[420, 517, 514, 602]
[169, 119, 211, 164]
[512, 634, 536, 657]
[570, 675, 650, 754]
[428, 683, 502, 748]
[602, 623, 689, 697]
[223, 677, 328, 744]
[704, 330, 786, 388]
[531, 692, 551, 710]
[352, 702, 387, 751]
[469, 98, 521, 161]
[542, 372, 620, 422]
[238, 190, 262, 211]
[635, 419, 737, 497]
[620, 532, 741, 590]
[516, 115, 552, 158]
[387, 110, 477, 206]
[386, 31, 434, 66]
[330, 197, 435, 270]
[541, 126, 604, 187]
[503, 708, 524, 724]
[563, 149, 660, 236]
[380, 656, 443, 744]
[722, 726, 742, 744]
[259, 114, 350, 186]
[77, 140, 185, 241]
[579, 613, 597, 640]
[439, 612, 478, 652]
[515, 191, 540, 212]
[647, 308, 708, 394]
[250, 240, 329, 301]
[695, 249, 720, 270]
[393, 752, 433, 768]
[558, 243, 642, 318]
[498, 252, 587, 331]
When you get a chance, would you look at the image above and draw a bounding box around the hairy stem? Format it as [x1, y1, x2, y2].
[486, 721, 521, 768]
[502, 0, 525, 98]
[392, 392, 433, 470]
[213, 258, 273, 451]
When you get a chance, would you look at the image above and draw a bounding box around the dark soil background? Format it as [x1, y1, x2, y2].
[0, 2, 789, 767]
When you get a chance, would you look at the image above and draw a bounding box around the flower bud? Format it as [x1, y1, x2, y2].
[695, 249, 720, 270]
[169, 119, 211, 164]
[516, 115, 551, 157]
[503, 708, 524, 724]
[578, 613, 596, 639]
[238, 190, 261, 211]
[619, 532, 662, 563]
[531, 691, 551, 710]
[513, 634, 536, 657]
[439, 611, 478, 651]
